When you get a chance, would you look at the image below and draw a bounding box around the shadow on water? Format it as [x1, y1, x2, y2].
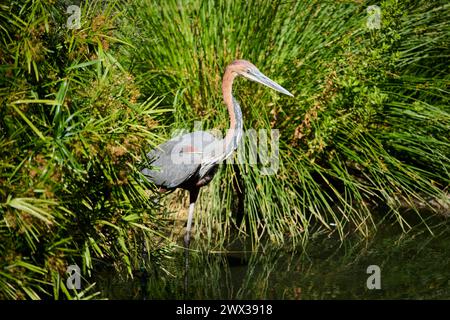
[95, 217, 450, 299]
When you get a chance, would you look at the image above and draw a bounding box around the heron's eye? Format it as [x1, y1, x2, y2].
[246, 68, 251, 74]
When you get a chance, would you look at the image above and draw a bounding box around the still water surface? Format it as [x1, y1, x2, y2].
[96, 219, 450, 299]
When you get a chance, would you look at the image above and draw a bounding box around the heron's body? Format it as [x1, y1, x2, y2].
[142, 131, 219, 190]
[142, 60, 292, 247]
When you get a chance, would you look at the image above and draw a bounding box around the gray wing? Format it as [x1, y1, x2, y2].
[141, 131, 218, 189]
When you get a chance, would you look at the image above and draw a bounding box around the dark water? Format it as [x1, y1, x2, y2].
[95, 219, 450, 299]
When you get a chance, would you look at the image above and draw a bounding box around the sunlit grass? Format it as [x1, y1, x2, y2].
[124, 0, 449, 247]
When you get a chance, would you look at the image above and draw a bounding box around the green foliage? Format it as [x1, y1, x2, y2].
[0, 0, 171, 299]
[0, 0, 449, 299]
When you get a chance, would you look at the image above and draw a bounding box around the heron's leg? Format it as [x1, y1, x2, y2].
[184, 228, 191, 298]
[184, 188, 199, 248]
[184, 202, 195, 247]
[183, 205, 194, 297]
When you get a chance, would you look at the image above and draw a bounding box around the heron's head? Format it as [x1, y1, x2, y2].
[228, 60, 293, 97]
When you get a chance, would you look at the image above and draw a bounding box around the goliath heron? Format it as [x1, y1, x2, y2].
[142, 60, 293, 247]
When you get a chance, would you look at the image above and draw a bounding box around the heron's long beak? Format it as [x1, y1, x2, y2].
[245, 70, 294, 97]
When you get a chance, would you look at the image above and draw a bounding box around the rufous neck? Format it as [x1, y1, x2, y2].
[222, 68, 243, 156]
[222, 68, 236, 128]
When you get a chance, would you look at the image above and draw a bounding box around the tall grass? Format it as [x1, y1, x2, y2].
[124, 0, 449, 246]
